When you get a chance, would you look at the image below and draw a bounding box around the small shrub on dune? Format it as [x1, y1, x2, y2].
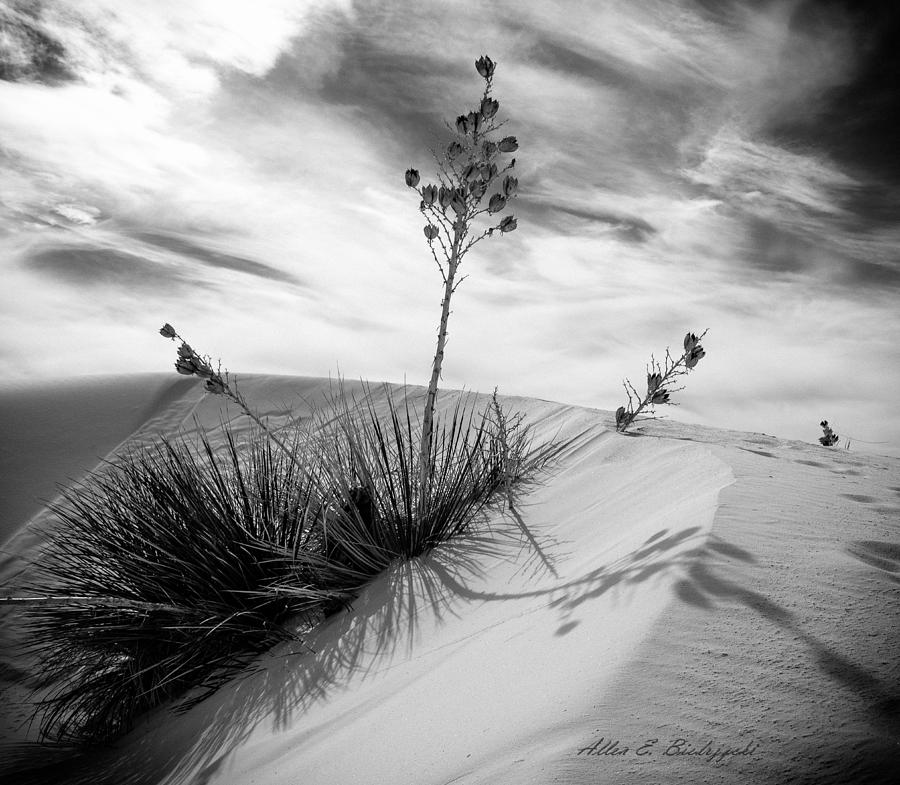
[818, 420, 839, 447]
[488, 386, 531, 508]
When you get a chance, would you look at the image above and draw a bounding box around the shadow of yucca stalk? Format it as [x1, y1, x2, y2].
[16, 382, 554, 746]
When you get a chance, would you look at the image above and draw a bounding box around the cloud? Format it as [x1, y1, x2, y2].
[761, 0, 900, 181]
[24, 244, 194, 291]
[133, 232, 307, 287]
[522, 198, 657, 242]
[0, 3, 75, 84]
[5, 0, 354, 95]
[680, 126, 900, 289]
[684, 126, 858, 219]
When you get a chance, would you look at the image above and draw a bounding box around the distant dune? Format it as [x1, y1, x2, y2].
[1, 375, 897, 784]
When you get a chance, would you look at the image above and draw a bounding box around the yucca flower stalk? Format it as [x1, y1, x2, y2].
[405, 54, 520, 499]
[616, 330, 708, 432]
[159, 323, 301, 468]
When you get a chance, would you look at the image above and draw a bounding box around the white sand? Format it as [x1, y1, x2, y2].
[1, 375, 897, 784]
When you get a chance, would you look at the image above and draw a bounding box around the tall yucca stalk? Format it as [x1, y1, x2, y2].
[404, 54, 520, 495]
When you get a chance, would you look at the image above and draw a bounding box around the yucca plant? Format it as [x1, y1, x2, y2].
[18, 425, 328, 744]
[9, 53, 552, 748]
[13, 383, 553, 744]
[282, 383, 543, 587]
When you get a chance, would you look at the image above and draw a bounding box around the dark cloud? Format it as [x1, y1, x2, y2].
[0, 3, 75, 84]
[836, 181, 900, 231]
[689, 0, 770, 21]
[520, 32, 647, 94]
[24, 245, 195, 291]
[518, 26, 712, 107]
[517, 31, 698, 181]
[518, 198, 656, 242]
[838, 257, 900, 288]
[262, 27, 464, 164]
[741, 216, 817, 277]
[250, 3, 523, 175]
[134, 232, 306, 287]
[765, 1, 900, 195]
[740, 215, 900, 289]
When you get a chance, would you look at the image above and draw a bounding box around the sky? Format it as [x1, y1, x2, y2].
[1, 0, 898, 456]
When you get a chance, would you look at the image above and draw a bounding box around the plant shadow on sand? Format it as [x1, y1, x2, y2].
[673, 541, 900, 729]
[6, 511, 708, 785]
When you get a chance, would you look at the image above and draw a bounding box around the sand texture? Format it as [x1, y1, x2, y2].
[0, 375, 897, 784]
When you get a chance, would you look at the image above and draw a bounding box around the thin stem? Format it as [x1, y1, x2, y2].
[162, 330, 305, 471]
[617, 329, 708, 432]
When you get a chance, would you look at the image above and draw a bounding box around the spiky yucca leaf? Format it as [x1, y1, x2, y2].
[23, 425, 323, 743]
[283, 384, 548, 584]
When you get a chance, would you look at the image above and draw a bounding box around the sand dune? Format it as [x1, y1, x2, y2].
[1, 375, 897, 784]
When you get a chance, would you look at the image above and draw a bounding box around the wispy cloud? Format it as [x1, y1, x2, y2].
[25, 244, 196, 291]
[132, 232, 307, 286]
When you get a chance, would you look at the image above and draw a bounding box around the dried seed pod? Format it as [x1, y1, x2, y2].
[421, 184, 438, 205]
[480, 97, 499, 119]
[175, 358, 195, 375]
[499, 215, 517, 233]
[475, 55, 496, 79]
[488, 193, 506, 213]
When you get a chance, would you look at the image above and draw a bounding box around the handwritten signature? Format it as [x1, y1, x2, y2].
[577, 736, 759, 766]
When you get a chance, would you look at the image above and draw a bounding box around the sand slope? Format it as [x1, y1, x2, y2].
[0, 375, 897, 784]
[0, 375, 199, 546]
